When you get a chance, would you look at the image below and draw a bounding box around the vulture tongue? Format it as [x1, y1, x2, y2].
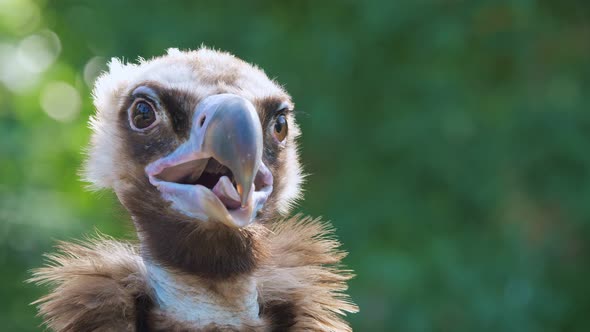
[212, 176, 242, 210]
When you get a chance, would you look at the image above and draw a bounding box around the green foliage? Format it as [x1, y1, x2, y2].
[1, 0, 589, 330]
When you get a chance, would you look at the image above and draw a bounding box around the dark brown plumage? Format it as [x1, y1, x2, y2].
[31, 48, 357, 331]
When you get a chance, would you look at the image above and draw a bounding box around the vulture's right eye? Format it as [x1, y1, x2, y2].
[130, 100, 158, 130]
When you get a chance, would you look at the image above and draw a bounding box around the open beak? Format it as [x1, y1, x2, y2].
[145, 94, 273, 228]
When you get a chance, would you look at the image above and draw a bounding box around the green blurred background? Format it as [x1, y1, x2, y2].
[1, 0, 589, 331]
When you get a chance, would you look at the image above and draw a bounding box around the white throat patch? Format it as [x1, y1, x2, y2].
[145, 261, 261, 328]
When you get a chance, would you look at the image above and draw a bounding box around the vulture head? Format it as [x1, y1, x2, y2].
[85, 48, 303, 278]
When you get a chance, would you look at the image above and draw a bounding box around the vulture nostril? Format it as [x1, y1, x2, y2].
[199, 115, 206, 128]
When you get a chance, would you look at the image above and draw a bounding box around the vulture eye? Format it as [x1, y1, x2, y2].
[130, 100, 158, 130]
[273, 114, 288, 142]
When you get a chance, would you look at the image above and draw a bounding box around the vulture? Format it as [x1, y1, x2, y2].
[31, 48, 358, 331]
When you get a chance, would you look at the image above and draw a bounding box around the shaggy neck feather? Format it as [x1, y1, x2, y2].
[144, 260, 261, 327]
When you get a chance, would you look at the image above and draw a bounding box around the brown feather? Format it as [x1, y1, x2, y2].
[30, 216, 357, 331]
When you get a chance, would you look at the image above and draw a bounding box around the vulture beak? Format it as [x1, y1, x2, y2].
[146, 94, 274, 228]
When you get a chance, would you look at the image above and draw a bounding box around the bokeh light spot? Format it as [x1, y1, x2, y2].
[0, 0, 41, 34]
[40, 81, 81, 122]
[83, 56, 107, 87]
[17, 30, 62, 74]
[0, 43, 39, 92]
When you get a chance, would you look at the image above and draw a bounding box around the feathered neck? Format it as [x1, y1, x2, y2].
[31, 215, 358, 331]
[144, 260, 261, 327]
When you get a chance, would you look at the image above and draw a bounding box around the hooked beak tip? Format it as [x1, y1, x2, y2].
[236, 184, 245, 207]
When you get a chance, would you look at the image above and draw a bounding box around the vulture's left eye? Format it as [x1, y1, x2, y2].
[273, 114, 288, 143]
[130, 100, 158, 130]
